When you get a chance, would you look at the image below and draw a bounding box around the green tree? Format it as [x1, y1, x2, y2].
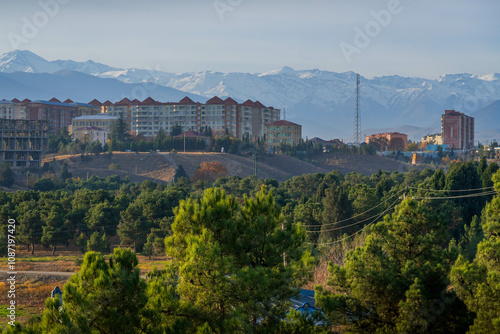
[15, 202, 43, 254]
[84, 201, 119, 236]
[86, 231, 111, 253]
[0, 162, 15, 188]
[450, 170, 500, 333]
[118, 204, 150, 252]
[41, 204, 70, 255]
[170, 124, 183, 137]
[317, 199, 470, 333]
[165, 187, 313, 333]
[32, 249, 147, 333]
[57, 162, 72, 181]
[174, 165, 188, 183]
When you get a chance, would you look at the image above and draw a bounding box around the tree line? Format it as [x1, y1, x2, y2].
[1, 159, 500, 332]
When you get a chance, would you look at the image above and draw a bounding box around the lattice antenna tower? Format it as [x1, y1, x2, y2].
[354, 74, 361, 145]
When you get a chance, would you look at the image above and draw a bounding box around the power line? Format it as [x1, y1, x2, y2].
[306, 197, 399, 246]
[305, 196, 402, 233]
[407, 186, 494, 193]
[411, 190, 497, 200]
[297, 190, 403, 228]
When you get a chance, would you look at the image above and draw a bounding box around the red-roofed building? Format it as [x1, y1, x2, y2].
[265, 120, 302, 151]
[365, 132, 408, 151]
[441, 109, 474, 149]
[64, 99, 74, 103]
[49, 97, 61, 103]
[206, 96, 225, 104]
[173, 131, 211, 146]
[179, 96, 196, 105]
[73, 125, 108, 146]
[96, 95, 280, 140]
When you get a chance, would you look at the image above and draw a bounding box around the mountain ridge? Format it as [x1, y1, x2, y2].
[1, 49, 499, 141]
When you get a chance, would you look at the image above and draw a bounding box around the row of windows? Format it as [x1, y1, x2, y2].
[269, 133, 293, 137]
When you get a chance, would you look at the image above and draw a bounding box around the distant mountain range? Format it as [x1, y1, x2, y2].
[1, 49, 499, 142]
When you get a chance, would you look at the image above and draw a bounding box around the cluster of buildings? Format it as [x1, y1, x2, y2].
[0, 96, 304, 167]
[1, 90, 476, 170]
[366, 109, 475, 153]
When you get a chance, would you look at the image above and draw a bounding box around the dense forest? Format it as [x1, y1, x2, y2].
[1, 157, 500, 333]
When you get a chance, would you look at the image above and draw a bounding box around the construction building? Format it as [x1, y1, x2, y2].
[265, 120, 302, 151]
[0, 119, 49, 168]
[441, 110, 475, 149]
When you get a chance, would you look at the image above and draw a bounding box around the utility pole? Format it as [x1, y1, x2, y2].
[183, 132, 186, 153]
[253, 154, 257, 177]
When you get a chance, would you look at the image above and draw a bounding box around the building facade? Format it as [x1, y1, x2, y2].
[104, 96, 280, 139]
[23, 98, 99, 134]
[441, 110, 475, 149]
[421, 134, 443, 146]
[365, 132, 408, 150]
[73, 126, 108, 146]
[70, 113, 118, 134]
[265, 120, 302, 151]
[0, 100, 21, 119]
[0, 119, 49, 168]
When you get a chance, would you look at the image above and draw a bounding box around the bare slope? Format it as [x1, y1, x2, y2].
[44, 152, 411, 184]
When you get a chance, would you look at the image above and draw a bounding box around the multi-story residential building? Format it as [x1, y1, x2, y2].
[70, 113, 118, 134]
[14, 98, 99, 134]
[0, 119, 49, 168]
[25, 99, 79, 134]
[265, 120, 302, 151]
[0, 100, 21, 119]
[103, 96, 280, 139]
[421, 134, 443, 146]
[365, 132, 408, 150]
[73, 126, 108, 146]
[441, 110, 475, 149]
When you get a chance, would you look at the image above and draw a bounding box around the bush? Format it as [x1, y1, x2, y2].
[109, 163, 121, 170]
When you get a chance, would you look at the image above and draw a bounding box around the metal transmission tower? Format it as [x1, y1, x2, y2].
[354, 74, 361, 145]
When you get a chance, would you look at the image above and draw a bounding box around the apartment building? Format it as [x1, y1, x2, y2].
[103, 96, 280, 139]
[70, 113, 118, 134]
[0, 119, 49, 168]
[365, 132, 408, 150]
[441, 110, 475, 149]
[265, 120, 302, 151]
[16, 98, 100, 134]
[73, 126, 108, 146]
[0, 100, 21, 119]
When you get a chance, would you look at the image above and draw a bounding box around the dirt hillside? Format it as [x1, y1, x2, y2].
[43, 151, 413, 183]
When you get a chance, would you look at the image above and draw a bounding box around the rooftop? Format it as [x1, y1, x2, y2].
[72, 113, 118, 121]
[268, 120, 301, 127]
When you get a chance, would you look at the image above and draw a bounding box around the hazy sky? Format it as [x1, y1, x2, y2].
[1, 0, 499, 78]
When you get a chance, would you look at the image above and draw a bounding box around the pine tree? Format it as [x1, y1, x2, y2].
[450, 170, 500, 333]
[317, 199, 471, 333]
[164, 187, 313, 332]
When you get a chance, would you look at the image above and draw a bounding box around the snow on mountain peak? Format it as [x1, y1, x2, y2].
[259, 66, 297, 77]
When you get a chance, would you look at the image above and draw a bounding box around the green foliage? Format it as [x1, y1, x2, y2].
[451, 170, 500, 333]
[317, 199, 470, 333]
[33, 177, 55, 192]
[86, 231, 111, 253]
[31, 249, 147, 333]
[0, 162, 15, 188]
[165, 187, 313, 332]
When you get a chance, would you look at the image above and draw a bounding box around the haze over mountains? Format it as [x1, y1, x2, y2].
[1, 49, 499, 142]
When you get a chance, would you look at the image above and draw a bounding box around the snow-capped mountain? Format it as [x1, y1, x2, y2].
[1, 50, 499, 141]
[0, 50, 119, 75]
